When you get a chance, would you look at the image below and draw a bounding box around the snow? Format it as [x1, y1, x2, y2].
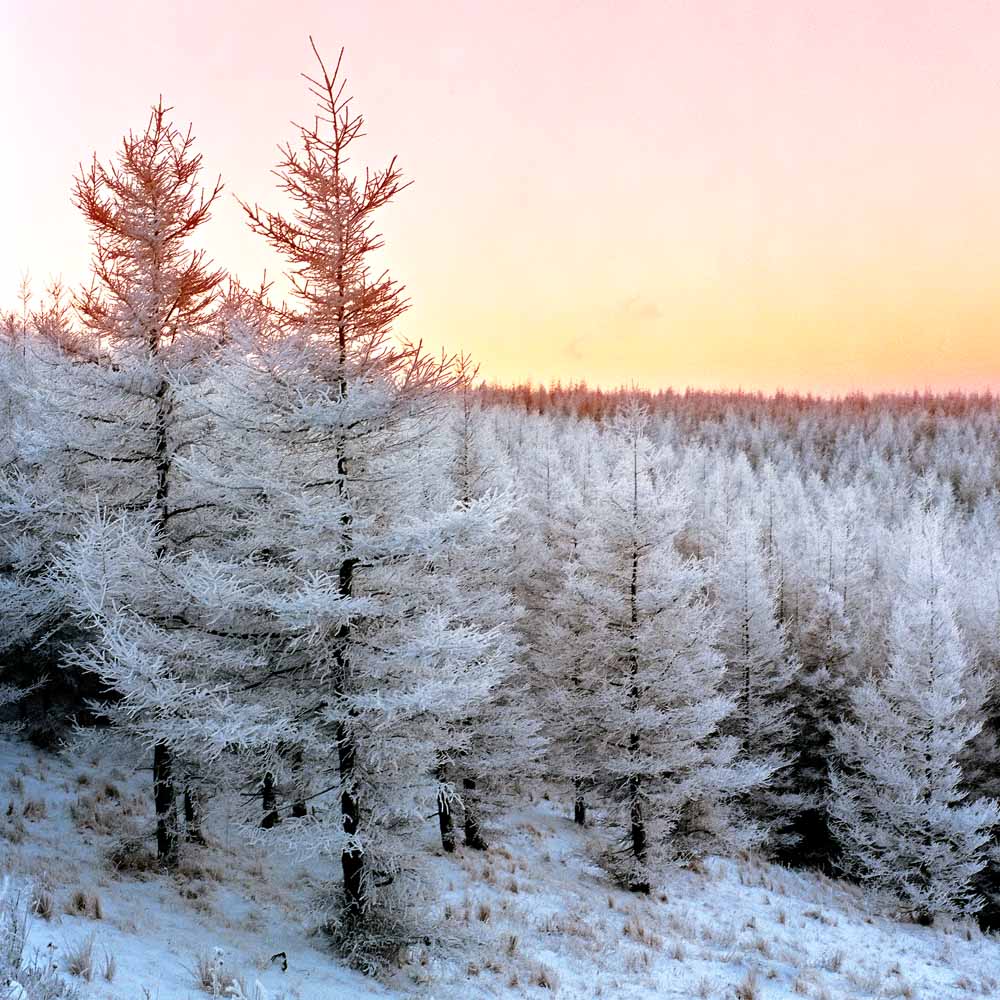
[3, 736, 999, 1000]
[1, 737, 390, 1000]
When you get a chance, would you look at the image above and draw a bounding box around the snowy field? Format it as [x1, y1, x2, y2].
[3, 736, 998, 1000]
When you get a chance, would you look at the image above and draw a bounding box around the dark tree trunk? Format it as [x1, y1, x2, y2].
[462, 777, 488, 850]
[261, 772, 280, 829]
[626, 447, 647, 894]
[573, 778, 587, 826]
[628, 772, 649, 894]
[183, 786, 206, 845]
[338, 717, 365, 918]
[289, 748, 308, 818]
[436, 759, 456, 853]
[153, 742, 178, 867]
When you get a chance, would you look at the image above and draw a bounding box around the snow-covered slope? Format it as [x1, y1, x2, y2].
[2, 736, 998, 999]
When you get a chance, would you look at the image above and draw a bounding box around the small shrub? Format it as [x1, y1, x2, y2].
[0, 883, 81, 999]
[193, 947, 243, 996]
[106, 837, 157, 876]
[102, 948, 117, 982]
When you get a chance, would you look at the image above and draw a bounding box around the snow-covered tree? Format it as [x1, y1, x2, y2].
[123, 43, 524, 932]
[429, 382, 542, 853]
[713, 507, 801, 851]
[53, 99, 225, 866]
[829, 515, 1000, 921]
[525, 423, 604, 826]
[558, 405, 767, 892]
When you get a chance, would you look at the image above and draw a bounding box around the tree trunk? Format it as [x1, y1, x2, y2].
[626, 442, 647, 893]
[628, 773, 649, 894]
[289, 748, 308, 818]
[153, 742, 178, 867]
[338, 718, 365, 918]
[573, 778, 587, 826]
[183, 785, 206, 845]
[462, 777, 488, 850]
[261, 771, 280, 829]
[436, 759, 456, 853]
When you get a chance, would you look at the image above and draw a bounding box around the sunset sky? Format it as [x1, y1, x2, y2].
[5, 0, 1000, 395]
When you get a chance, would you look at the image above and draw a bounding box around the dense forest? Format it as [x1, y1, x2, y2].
[2, 42, 999, 980]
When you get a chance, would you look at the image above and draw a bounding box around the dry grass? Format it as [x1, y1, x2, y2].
[821, 948, 845, 973]
[1, 810, 26, 843]
[102, 947, 117, 982]
[65, 932, 96, 981]
[530, 962, 559, 991]
[30, 887, 54, 920]
[192, 948, 245, 996]
[65, 887, 103, 919]
[694, 976, 713, 998]
[21, 797, 47, 821]
[622, 914, 663, 951]
[734, 967, 760, 1000]
[70, 786, 142, 838]
[106, 836, 158, 876]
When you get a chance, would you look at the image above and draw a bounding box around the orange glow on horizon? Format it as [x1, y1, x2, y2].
[5, 0, 1000, 396]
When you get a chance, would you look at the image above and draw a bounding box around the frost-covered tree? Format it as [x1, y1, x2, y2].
[829, 516, 1000, 921]
[526, 424, 604, 826]
[713, 507, 801, 851]
[139, 43, 522, 931]
[561, 405, 767, 892]
[52, 99, 225, 866]
[430, 383, 542, 853]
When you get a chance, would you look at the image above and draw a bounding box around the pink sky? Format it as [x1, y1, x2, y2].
[5, 0, 1000, 394]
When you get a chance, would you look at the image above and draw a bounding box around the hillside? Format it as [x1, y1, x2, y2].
[3, 736, 998, 1000]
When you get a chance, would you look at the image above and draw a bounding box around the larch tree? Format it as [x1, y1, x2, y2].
[713, 506, 801, 852]
[172, 41, 521, 932]
[55, 100, 224, 867]
[429, 380, 543, 853]
[828, 515, 1000, 921]
[526, 423, 603, 827]
[565, 404, 767, 892]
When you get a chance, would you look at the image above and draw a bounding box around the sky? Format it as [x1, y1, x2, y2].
[4, 0, 1000, 395]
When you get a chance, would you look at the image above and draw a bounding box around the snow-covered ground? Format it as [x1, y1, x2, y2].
[2, 736, 998, 999]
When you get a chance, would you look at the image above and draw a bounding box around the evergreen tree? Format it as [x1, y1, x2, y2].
[561, 405, 767, 892]
[829, 516, 1000, 921]
[713, 507, 801, 851]
[55, 99, 225, 866]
